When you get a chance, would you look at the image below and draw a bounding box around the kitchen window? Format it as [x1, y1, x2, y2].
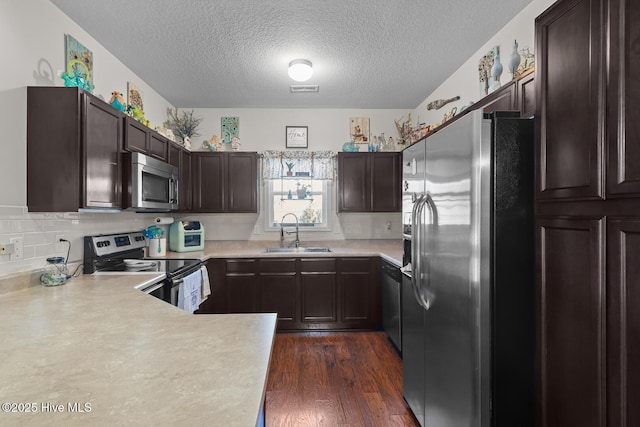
[266, 179, 331, 230]
[262, 150, 335, 231]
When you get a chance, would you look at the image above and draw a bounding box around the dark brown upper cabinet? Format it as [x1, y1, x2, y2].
[167, 141, 192, 212]
[606, 0, 640, 198]
[192, 152, 258, 213]
[338, 152, 402, 213]
[535, 0, 604, 202]
[27, 86, 123, 212]
[474, 79, 517, 114]
[123, 116, 168, 162]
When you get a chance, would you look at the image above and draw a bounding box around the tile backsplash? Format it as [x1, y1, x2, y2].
[0, 205, 401, 278]
[0, 206, 160, 276]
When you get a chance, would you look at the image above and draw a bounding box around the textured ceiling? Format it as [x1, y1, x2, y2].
[50, 0, 533, 109]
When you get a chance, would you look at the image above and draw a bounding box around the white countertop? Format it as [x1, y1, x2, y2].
[0, 238, 402, 425]
[0, 273, 276, 426]
[157, 239, 404, 267]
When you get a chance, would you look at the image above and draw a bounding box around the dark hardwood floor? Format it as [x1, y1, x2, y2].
[266, 331, 420, 427]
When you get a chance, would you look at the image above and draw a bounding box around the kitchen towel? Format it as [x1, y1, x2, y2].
[178, 269, 202, 313]
[200, 265, 211, 302]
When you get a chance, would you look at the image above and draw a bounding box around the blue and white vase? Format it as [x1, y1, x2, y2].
[489, 46, 503, 92]
[509, 40, 522, 78]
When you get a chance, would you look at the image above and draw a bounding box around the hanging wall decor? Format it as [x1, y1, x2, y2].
[286, 126, 308, 148]
[221, 116, 239, 143]
[127, 81, 144, 111]
[350, 117, 370, 144]
[63, 34, 94, 92]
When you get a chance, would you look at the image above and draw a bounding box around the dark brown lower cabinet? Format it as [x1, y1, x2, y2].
[536, 217, 605, 427]
[607, 219, 640, 427]
[198, 256, 381, 331]
[300, 258, 338, 327]
[339, 257, 380, 324]
[259, 258, 298, 329]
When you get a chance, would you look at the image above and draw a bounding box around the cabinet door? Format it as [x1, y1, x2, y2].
[123, 117, 148, 154]
[192, 152, 224, 212]
[226, 259, 258, 313]
[338, 153, 370, 212]
[180, 150, 192, 212]
[148, 132, 167, 161]
[82, 93, 122, 208]
[300, 258, 337, 324]
[607, 0, 640, 197]
[478, 80, 516, 113]
[259, 258, 297, 328]
[371, 153, 402, 212]
[517, 71, 536, 118]
[536, 217, 605, 427]
[227, 152, 258, 212]
[338, 258, 372, 325]
[607, 219, 640, 426]
[535, 0, 605, 201]
[167, 142, 181, 169]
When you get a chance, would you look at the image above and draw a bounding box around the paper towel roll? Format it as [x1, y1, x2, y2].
[154, 217, 175, 225]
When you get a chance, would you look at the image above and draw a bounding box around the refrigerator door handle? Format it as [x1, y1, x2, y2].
[418, 193, 438, 310]
[411, 194, 426, 308]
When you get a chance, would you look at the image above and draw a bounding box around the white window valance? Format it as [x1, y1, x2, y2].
[262, 150, 335, 180]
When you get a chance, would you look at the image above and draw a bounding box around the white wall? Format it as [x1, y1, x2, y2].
[191, 108, 410, 153]
[0, 0, 173, 275]
[412, 0, 556, 127]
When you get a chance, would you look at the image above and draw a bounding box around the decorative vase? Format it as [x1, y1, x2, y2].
[490, 46, 503, 92]
[509, 40, 522, 78]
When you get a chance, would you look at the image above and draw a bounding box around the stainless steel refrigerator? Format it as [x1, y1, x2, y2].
[401, 110, 535, 426]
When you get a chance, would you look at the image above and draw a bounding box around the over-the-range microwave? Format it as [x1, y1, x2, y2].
[122, 152, 179, 212]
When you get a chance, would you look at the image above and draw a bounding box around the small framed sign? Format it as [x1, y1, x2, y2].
[286, 126, 308, 148]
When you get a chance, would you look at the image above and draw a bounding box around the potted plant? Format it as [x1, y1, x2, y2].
[296, 182, 307, 199]
[164, 108, 203, 145]
[285, 161, 294, 176]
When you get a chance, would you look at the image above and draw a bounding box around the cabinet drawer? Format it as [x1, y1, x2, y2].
[226, 259, 256, 274]
[259, 258, 296, 274]
[340, 258, 371, 272]
[300, 258, 336, 273]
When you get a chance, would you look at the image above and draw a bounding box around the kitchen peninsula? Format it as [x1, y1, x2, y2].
[0, 239, 401, 425]
[0, 273, 276, 426]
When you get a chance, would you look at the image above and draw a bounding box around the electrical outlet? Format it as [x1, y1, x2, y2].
[385, 221, 392, 231]
[55, 235, 66, 252]
[10, 237, 23, 260]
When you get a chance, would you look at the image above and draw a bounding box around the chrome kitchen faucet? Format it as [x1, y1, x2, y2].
[280, 213, 300, 248]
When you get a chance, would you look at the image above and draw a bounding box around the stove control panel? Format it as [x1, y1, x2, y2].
[86, 231, 147, 258]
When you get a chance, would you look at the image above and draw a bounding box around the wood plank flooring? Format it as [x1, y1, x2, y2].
[266, 331, 420, 427]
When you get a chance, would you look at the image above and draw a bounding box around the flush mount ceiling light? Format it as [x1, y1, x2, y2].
[288, 59, 313, 82]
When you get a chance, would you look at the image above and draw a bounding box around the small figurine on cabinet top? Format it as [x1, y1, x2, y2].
[108, 91, 126, 112]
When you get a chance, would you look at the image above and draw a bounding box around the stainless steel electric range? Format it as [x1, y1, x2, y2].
[83, 231, 204, 306]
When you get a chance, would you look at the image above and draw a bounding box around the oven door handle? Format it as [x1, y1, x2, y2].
[139, 281, 163, 294]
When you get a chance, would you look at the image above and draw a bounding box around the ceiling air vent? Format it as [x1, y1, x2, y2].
[290, 85, 319, 93]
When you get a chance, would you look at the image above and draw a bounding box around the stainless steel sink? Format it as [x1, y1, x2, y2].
[264, 247, 332, 253]
[264, 247, 298, 253]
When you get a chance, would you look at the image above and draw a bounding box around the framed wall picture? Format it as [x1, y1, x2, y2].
[286, 126, 308, 148]
[350, 117, 369, 143]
